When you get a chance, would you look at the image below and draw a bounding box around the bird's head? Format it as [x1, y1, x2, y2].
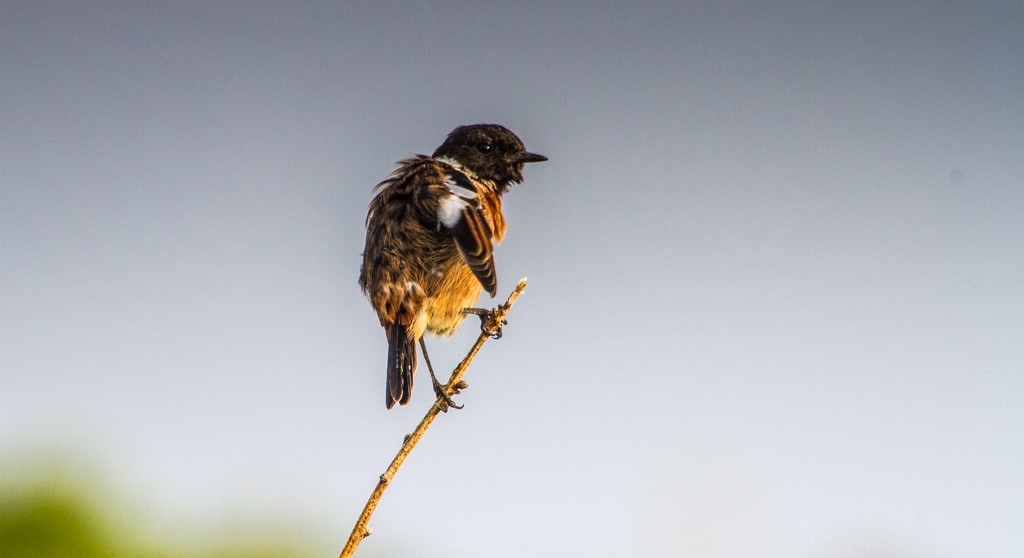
[432, 124, 547, 192]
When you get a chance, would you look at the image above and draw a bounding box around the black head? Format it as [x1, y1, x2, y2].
[432, 124, 547, 191]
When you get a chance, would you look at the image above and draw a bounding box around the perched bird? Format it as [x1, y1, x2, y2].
[359, 124, 547, 409]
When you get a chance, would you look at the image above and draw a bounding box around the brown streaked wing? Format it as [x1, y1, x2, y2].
[451, 204, 498, 297]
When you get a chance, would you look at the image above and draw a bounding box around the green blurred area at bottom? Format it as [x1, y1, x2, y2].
[0, 470, 313, 558]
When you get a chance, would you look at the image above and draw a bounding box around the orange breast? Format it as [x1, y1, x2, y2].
[424, 263, 483, 336]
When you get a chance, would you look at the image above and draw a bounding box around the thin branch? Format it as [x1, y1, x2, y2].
[340, 278, 529, 558]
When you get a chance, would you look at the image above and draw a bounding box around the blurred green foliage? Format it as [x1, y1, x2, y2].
[0, 462, 314, 558]
[0, 482, 108, 557]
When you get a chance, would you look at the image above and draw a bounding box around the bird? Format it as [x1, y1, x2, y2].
[359, 124, 547, 409]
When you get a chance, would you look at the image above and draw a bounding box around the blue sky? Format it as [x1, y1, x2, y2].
[2, 2, 1023, 556]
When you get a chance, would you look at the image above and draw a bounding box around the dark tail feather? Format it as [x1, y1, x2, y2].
[386, 323, 416, 409]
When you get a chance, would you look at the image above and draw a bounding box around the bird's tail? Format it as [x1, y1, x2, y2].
[381, 281, 426, 409]
[386, 322, 416, 409]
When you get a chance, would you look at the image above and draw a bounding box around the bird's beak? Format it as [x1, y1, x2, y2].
[517, 151, 548, 163]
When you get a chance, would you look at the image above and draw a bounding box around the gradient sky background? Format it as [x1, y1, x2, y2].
[2, 2, 1022, 556]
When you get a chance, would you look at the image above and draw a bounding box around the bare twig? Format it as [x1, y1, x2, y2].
[340, 278, 528, 558]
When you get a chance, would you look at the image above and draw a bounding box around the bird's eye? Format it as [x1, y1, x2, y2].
[476, 143, 492, 154]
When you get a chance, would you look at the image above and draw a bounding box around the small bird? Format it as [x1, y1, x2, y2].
[359, 124, 546, 409]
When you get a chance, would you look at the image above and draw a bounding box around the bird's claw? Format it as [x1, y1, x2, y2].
[462, 307, 507, 339]
[431, 377, 465, 412]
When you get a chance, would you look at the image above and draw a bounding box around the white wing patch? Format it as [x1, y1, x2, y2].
[437, 194, 469, 228]
[438, 164, 481, 229]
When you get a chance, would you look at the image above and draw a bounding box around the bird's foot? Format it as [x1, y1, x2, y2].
[462, 307, 507, 339]
[431, 376, 466, 413]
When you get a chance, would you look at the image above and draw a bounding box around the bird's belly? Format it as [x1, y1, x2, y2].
[424, 265, 484, 336]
